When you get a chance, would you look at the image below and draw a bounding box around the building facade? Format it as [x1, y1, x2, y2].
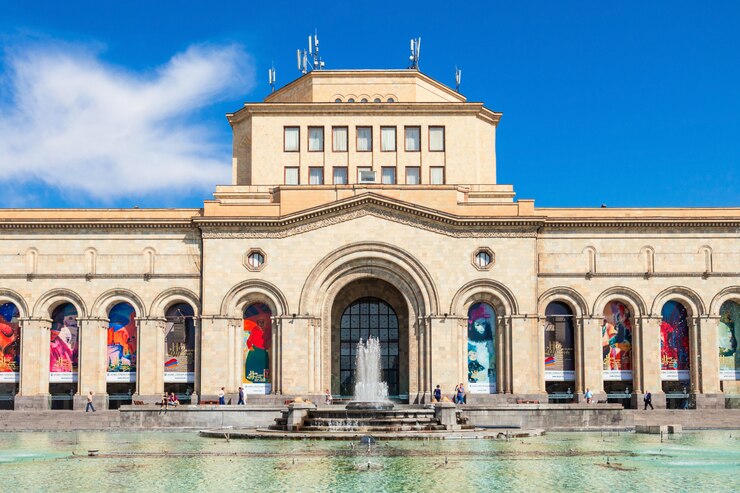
[1, 70, 738, 410]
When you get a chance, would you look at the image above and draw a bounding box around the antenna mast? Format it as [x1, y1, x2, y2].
[454, 66, 462, 92]
[408, 37, 421, 70]
[268, 63, 277, 92]
[296, 30, 326, 74]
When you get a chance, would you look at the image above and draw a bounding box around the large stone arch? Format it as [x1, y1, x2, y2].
[592, 286, 647, 318]
[537, 286, 589, 318]
[33, 288, 88, 319]
[449, 279, 519, 317]
[0, 288, 30, 318]
[91, 289, 147, 319]
[220, 279, 289, 318]
[650, 286, 706, 319]
[300, 242, 439, 318]
[709, 286, 740, 316]
[150, 287, 201, 318]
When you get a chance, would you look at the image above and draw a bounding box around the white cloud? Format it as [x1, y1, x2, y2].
[0, 42, 254, 203]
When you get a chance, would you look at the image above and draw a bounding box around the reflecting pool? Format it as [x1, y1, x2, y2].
[1, 431, 738, 492]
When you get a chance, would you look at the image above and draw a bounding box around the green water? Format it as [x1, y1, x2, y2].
[1, 431, 738, 492]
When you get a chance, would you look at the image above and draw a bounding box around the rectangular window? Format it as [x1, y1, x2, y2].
[405, 126, 420, 152]
[381, 126, 396, 152]
[285, 167, 299, 185]
[356, 126, 372, 152]
[429, 126, 445, 152]
[333, 167, 348, 185]
[381, 167, 396, 185]
[309, 167, 324, 185]
[332, 126, 348, 152]
[284, 127, 300, 152]
[308, 127, 324, 152]
[430, 166, 445, 185]
[357, 166, 373, 182]
[405, 167, 420, 185]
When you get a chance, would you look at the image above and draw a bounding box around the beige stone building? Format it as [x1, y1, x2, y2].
[0, 70, 738, 410]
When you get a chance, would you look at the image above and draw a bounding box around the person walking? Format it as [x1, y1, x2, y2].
[237, 386, 245, 405]
[433, 385, 442, 403]
[324, 389, 333, 405]
[584, 388, 593, 404]
[643, 390, 654, 410]
[218, 387, 226, 405]
[457, 383, 466, 405]
[85, 391, 96, 413]
[453, 384, 460, 404]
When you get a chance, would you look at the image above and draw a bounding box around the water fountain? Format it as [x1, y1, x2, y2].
[346, 337, 395, 411]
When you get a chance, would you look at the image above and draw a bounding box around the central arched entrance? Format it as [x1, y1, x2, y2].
[339, 297, 400, 397]
[331, 279, 410, 400]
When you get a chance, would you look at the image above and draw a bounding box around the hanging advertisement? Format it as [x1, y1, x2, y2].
[719, 300, 740, 380]
[242, 303, 271, 394]
[164, 303, 195, 383]
[660, 300, 690, 381]
[602, 301, 633, 381]
[0, 303, 20, 383]
[544, 319, 575, 381]
[467, 302, 496, 394]
[106, 302, 137, 383]
[49, 303, 78, 383]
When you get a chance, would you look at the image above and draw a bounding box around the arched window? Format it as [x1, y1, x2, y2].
[467, 302, 496, 393]
[243, 303, 272, 394]
[602, 301, 633, 381]
[719, 300, 740, 381]
[50, 303, 78, 379]
[660, 301, 690, 381]
[544, 301, 575, 382]
[340, 297, 399, 397]
[107, 303, 137, 381]
[164, 303, 195, 383]
[0, 303, 21, 376]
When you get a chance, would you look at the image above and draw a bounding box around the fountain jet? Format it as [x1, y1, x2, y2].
[346, 337, 394, 410]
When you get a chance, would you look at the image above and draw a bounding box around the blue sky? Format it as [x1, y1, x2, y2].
[1, 1, 738, 209]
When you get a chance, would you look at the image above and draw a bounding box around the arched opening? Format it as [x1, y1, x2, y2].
[0, 302, 20, 409]
[544, 301, 575, 400]
[467, 302, 496, 394]
[602, 301, 634, 405]
[331, 279, 410, 400]
[719, 300, 740, 395]
[106, 302, 137, 408]
[243, 303, 272, 395]
[338, 297, 400, 397]
[49, 302, 79, 409]
[660, 300, 691, 408]
[164, 303, 196, 403]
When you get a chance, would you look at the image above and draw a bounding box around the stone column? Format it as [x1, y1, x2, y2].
[274, 317, 283, 395]
[135, 317, 165, 402]
[694, 316, 723, 408]
[16, 318, 51, 410]
[496, 316, 508, 394]
[581, 317, 605, 400]
[509, 316, 542, 399]
[536, 317, 546, 395]
[279, 317, 313, 397]
[198, 316, 231, 401]
[430, 316, 462, 399]
[573, 317, 584, 395]
[75, 317, 108, 410]
[639, 316, 664, 408]
[191, 316, 200, 402]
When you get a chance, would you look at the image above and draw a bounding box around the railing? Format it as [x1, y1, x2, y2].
[547, 392, 574, 403]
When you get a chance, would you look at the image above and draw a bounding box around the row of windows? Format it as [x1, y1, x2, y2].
[284, 126, 445, 153]
[284, 166, 445, 185]
[334, 97, 396, 103]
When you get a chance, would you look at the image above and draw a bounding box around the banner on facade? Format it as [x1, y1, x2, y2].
[50, 372, 77, 383]
[50, 303, 78, 377]
[106, 372, 135, 383]
[602, 370, 632, 381]
[0, 372, 19, 383]
[107, 302, 137, 384]
[660, 370, 690, 381]
[164, 314, 195, 383]
[468, 382, 496, 394]
[243, 303, 272, 387]
[243, 383, 272, 395]
[467, 302, 496, 394]
[545, 370, 575, 381]
[0, 302, 20, 383]
[719, 301, 739, 381]
[164, 372, 194, 384]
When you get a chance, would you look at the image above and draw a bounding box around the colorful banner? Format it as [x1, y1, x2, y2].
[107, 302, 137, 382]
[467, 302, 496, 393]
[242, 303, 271, 394]
[164, 303, 195, 383]
[0, 303, 20, 383]
[719, 300, 740, 380]
[660, 300, 690, 381]
[544, 310, 575, 381]
[602, 301, 633, 381]
[50, 303, 78, 382]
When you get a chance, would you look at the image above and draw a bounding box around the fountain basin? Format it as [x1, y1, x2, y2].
[345, 401, 395, 411]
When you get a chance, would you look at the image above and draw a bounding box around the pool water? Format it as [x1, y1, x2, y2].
[1, 431, 738, 492]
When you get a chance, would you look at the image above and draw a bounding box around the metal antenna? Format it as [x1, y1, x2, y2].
[296, 30, 326, 74]
[268, 63, 277, 92]
[408, 37, 421, 70]
[455, 66, 462, 92]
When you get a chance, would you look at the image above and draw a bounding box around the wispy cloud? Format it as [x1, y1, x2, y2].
[0, 41, 254, 205]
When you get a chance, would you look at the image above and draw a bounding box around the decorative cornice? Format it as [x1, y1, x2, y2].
[543, 219, 740, 229]
[0, 219, 196, 230]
